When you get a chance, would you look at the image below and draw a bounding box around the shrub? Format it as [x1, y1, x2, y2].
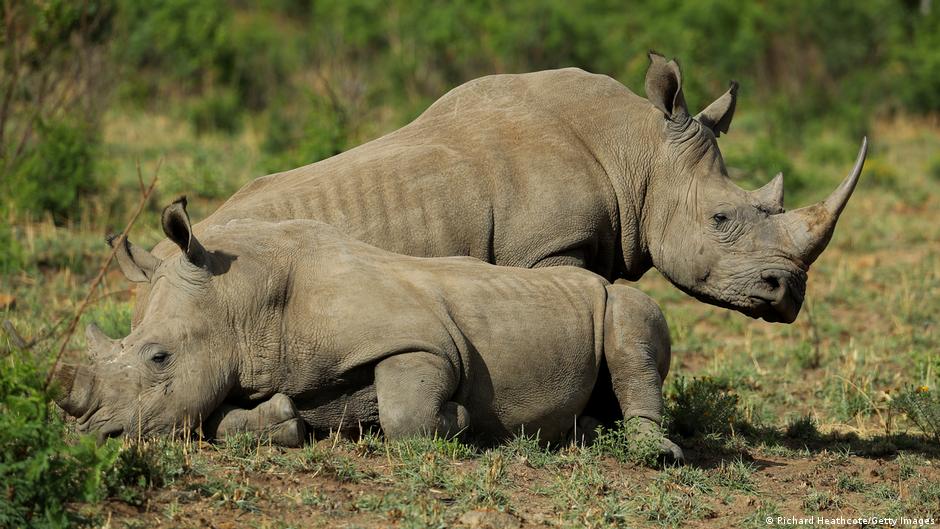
[785, 414, 821, 442]
[0, 351, 119, 528]
[6, 119, 101, 222]
[666, 376, 740, 438]
[103, 439, 189, 506]
[189, 88, 243, 135]
[891, 386, 940, 444]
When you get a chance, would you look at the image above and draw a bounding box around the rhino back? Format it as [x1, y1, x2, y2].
[167, 68, 641, 277]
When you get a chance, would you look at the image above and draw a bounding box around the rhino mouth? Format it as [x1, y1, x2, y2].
[746, 270, 806, 323]
[98, 425, 125, 442]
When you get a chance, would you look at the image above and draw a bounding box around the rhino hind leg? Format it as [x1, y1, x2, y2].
[603, 284, 683, 462]
[374, 351, 468, 439]
[202, 393, 307, 448]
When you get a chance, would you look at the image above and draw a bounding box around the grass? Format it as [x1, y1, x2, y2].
[1, 105, 938, 527]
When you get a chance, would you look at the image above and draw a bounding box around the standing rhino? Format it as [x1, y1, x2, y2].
[134, 53, 867, 328]
[55, 199, 681, 458]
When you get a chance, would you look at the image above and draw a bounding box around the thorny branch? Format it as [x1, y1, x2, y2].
[43, 160, 161, 389]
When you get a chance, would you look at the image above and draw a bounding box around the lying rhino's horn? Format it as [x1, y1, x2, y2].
[782, 137, 868, 265]
[50, 363, 95, 418]
[86, 323, 118, 360]
[754, 172, 784, 210]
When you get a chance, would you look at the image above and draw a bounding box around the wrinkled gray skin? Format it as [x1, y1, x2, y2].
[54, 199, 681, 459]
[134, 53, 867, 327]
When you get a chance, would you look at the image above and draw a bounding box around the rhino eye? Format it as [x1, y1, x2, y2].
[712, 213, 729, 225]
[150, 351, 170, 365]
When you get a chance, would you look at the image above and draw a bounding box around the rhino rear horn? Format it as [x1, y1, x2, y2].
[161, 196, 208, 267]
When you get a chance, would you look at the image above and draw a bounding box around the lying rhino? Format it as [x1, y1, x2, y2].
[55, 198, 681, 458]
[134, 53, 867, 328]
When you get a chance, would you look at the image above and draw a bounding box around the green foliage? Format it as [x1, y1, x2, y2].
[261, 91, 350, 173]
[189, 88, 243, 135]
[5, 119, 101, 222]
[0, 351, 118, 528]
[103, 439, 189, 505]
[0, 223, 27, 276]
[891, 386, 940, 444]
[666, 376, 740, 438]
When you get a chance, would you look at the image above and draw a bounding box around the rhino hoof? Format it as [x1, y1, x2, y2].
[269, 418, 307, 448]
[659, 437, 685, 464]
[268, 393, 300, 423]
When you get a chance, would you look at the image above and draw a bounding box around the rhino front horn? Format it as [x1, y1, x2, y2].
[783, 137, 868, 265]
[50, 363, 95, 418]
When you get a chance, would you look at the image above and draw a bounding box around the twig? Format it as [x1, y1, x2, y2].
[2, 320, 27, 349]
[0, 315, 67, 356]
[44, 160, 161, 388]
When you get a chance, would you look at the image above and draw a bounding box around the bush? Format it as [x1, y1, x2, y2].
[6, 119, 101, 223]
[0, 351, 118, 528]
[261, 91, 350, 173]
[189, 88, 243, 135]
[666, 376, 740, 438]
[891, 386, 940, 444]
[103, 439, 189, 506]
[8, 120, 99, 222]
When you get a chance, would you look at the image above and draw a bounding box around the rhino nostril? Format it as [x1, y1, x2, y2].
[764, 275, 780, 291]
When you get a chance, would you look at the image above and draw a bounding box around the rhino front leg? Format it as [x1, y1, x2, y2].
[202, 393, 307, 447]
[604, 284, 683, 461]
[374, 352, 468, 439]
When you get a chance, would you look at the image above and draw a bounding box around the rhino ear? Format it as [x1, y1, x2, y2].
[696, 81, 738, 137]
[645, 51, 688, 121]
[108, 233, 161, 283]
[161, 196, 208, 267]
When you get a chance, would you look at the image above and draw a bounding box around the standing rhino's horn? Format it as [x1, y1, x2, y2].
[781, 137, 868, 265]
[50, 363, 95, 418]
[161, 196, 208, 268]
[754, 172, 784, 211]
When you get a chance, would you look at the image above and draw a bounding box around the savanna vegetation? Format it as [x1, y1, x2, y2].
[1, 1, 938, 527]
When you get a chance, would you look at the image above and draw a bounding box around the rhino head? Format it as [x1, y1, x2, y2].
[638, 53, 866, 323]
[52, 198, 240, 439]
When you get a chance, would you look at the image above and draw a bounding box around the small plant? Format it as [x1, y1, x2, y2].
[103, 438, 189, 505]
[803, 489, 842, 512]
[498, 431, 557, 468]
[666, 376, 740, 438]
[785, 414, 821, 442]
[455, 451, 510, 510]
[713, 457, 758, 494]
[890, 386, 940, 444]
[837, 474, 867, 493]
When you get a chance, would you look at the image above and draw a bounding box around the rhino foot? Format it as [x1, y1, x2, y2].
[267, 417, 307, 448]
[630, 416, 685, 463]
[205, 393, 307, 447]
[259, 394, 306, 447]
